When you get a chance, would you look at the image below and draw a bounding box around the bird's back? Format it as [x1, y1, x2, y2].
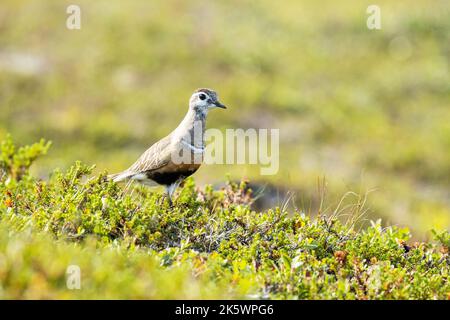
[110, 134, 173, 182]
[128, 134, 173, 174]
[111, 126, 203, 184]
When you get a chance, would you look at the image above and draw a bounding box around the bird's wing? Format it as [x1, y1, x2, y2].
[127, 135, 173, 174]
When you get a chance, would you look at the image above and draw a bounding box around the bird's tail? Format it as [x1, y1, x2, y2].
[108, 171, 132, 182]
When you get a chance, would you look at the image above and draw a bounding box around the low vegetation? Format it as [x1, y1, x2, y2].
[0, 136, 448, 299]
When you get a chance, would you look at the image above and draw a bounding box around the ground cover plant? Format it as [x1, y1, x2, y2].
[0, 136, 448, 299]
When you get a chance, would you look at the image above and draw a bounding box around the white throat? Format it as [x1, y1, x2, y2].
[172, 107, 207, 148]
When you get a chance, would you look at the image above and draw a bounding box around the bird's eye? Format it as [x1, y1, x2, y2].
[199, 94, 207, 100]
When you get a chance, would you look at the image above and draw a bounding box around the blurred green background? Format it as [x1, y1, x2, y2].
[0, 0, 449, 236]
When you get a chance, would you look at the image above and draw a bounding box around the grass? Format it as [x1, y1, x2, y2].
[0, 136, 449, 299]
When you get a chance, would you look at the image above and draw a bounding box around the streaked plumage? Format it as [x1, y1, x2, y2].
[109, 88, 226, 204]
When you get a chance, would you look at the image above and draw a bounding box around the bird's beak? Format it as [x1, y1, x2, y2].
[213, 100, 227, 109]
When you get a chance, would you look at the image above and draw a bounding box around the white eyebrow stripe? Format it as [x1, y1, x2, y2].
[181, 140, 205, 153]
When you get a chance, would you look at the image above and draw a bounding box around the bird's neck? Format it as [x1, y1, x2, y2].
[174, 108, 207, 147]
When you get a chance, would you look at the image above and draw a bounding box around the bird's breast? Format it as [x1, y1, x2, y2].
[147, 162, 201, 186]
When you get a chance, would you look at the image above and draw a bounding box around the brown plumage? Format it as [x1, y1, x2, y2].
[109, 88, 226, 204]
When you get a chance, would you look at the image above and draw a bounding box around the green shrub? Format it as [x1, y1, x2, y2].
[0, 134, 51, 181]
[0, 136, 449, 299]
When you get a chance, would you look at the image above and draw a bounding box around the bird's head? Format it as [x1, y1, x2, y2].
[189, 88, 226, 115]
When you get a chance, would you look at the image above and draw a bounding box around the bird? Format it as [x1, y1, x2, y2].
[109, 88, 226, 205]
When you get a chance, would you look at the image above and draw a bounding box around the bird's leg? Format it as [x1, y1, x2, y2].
[167, 192, 173, 207]
[165, 182, 180, 207]
[163, 187, 173, 207]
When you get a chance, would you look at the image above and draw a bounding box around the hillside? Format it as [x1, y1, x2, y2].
[1, 136, 448, 299]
